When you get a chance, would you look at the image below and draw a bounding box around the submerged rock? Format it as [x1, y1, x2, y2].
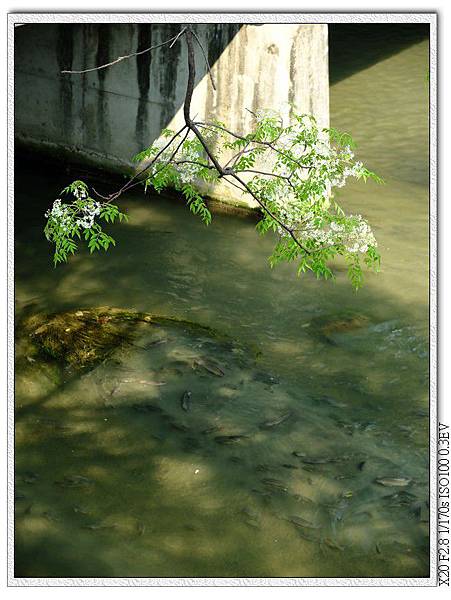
[19, 306, 247, 372]
[306, 311, 371, 345]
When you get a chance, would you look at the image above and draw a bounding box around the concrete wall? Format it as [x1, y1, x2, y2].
[15, 23, 329, 208]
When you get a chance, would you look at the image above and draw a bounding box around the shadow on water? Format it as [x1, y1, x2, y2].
[14, 165, 429, 577]
[329, 24, 429, 85]
[15, 332, 429, 578]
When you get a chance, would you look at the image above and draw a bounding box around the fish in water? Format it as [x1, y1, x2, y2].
[253, 372, 280, 385]
[201, 425, 223, 435]
[256, 464, 276, 472]
[322, 537, 345, 551]
[82, 522, 117, 531]
[23, 472, 39, 484]
[374, 477, 412, 487]
[133, 403, 162, 413]
[73, 505, 90, 515]
[286, 515, 321, 530]
[181, 391, 192, 411]
[261, 478, 288, 493]
[121, 378, 166, 386]
[299, 456, 338, 465]
[240, 506, 260, 528]
[259, 412, 292, 429]
[214, 434, 248, 445]
[193, 358, 225, 377]
[54, 475, 94, 488]
[168, 421, 190, 432]
[136, 521, 146, 536]
[146, 338, 168, 348]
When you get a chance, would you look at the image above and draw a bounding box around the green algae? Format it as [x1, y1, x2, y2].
[20, 306, 252, 370]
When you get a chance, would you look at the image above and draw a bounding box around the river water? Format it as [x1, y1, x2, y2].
[14, 25, 430, 579]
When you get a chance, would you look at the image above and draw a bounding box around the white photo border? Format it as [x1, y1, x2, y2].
[7, 11, 438, 587]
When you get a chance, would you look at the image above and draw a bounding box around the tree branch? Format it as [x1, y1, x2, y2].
[190, 28, 216, 91]
[63, 26, 311, 257]
[61, 27, 186, 74]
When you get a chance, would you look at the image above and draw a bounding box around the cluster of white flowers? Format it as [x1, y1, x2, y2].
[44, 191, 102, 232]
[73, 186, 88, 200]
[247, 113, 376, 254]
[75, 200, 101, 229]
[145, 136, 205, 183]
[296, 214, 377, 253]
[335, 215, 377, 253]
[44, 199, 72, 233]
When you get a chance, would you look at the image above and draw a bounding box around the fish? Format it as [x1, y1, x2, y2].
[82, 522, 117, 531]
[136, 521, 146, 536]
[322, 537, 345, 551]
[261, 478, 288, 493]
[201, 425, 223, 435]
[240, 507, 257, 517]
[121, 378, 166, 386]
[297, 529, 320, 543]
[291, 493, 314, 505]
[300, 457, 338, 465]
[169, 421, 189, 432]
[374, 477, 412, 487]
[23, 472, 39, 484]
[132, 403, 162, 413]
[146, 338, 168, 348]
[54, 475, 94, 488]
[287, 515, 321, 529]
[181, 391, 192, 412]
[253, 372, 280, 385]
[259, 412, 291, 429]
[194, 358, 225, 377]
[318, 395, 348, 409]
[73, 505, 90, 515]
[42, 511, 59, 522]
[214, 435, 248, 444]
[256, 464, 275, 472]
[282, 463, 299, 470]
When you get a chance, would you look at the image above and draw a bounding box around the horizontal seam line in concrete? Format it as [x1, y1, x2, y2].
[15, 69, 172, 107]
[16, 135, 134, 164]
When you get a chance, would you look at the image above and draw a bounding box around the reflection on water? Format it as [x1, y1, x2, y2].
[14, 26, 430, 578]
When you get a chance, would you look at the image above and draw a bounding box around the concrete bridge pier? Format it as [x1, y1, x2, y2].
[14, 23, 329, 208]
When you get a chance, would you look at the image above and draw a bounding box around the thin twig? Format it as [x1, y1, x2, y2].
[191, 28, 217, 91]
[106, 125, 187, 202]
[61, 28, 186, 74]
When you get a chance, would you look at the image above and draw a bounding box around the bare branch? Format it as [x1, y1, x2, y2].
[230, 173, 311, 254]
[61, 28, 186, 74]
[191, 28, 217, 91]
[106, 125, 188, 202]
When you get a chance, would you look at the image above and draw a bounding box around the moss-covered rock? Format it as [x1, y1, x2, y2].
[306, 311, 371, 345]
[19, 307, 248, 370]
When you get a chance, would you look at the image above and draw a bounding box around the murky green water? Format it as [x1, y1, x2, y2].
[14, 26, 430, 578]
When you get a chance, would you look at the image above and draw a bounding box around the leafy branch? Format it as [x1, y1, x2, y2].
[45, 26, 383, 289]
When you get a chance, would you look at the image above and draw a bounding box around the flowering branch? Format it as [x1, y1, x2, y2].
[45, 25, 383, 288]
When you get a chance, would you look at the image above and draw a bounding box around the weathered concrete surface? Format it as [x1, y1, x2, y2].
[14, 23, 329, 208]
